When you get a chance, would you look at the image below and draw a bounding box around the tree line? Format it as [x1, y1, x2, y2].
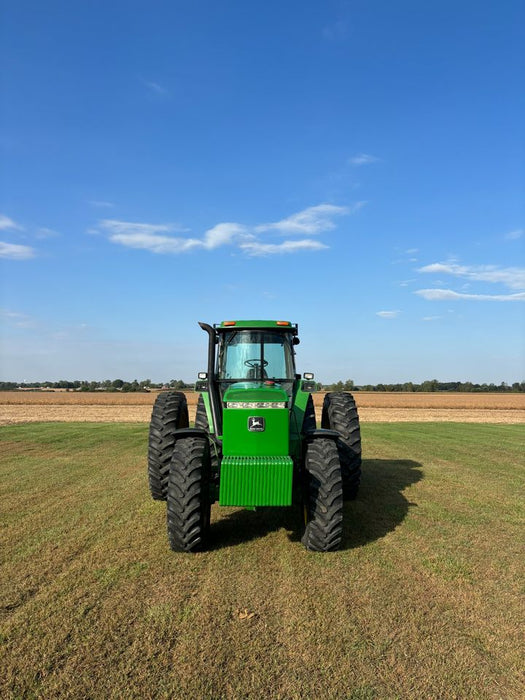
[1, 378, 523, 392]
[0, 379, 192, 392]
[323, 379, 524, 393]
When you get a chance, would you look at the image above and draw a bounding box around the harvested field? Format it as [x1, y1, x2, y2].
[2, 390, 523, 409]
[0, 391, 523, 425]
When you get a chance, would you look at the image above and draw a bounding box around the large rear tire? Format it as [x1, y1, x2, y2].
[167, 435, 211, 552]
[301, 438, 343, 552]
[148, 391, 189, 500]
[321, 392, 361, 500]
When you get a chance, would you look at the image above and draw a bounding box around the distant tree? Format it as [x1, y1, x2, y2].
[169, 379, 185, 390]
[112, 379, 124, 389]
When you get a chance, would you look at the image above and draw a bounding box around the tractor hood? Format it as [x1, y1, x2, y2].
[223, 384, 289, 406]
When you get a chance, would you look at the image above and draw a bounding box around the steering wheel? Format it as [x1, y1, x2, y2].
[244, 359, 269, 368]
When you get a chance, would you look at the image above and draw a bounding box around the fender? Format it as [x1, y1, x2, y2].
[172, 427, 209, 440]
[303, 428, 340, 441]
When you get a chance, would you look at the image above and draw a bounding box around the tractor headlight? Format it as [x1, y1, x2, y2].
[226, 401, 286, 409]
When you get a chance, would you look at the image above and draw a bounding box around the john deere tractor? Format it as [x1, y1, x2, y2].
[148, 320, 361, 552]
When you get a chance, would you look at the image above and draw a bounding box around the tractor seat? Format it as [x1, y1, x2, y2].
[246, 368, 268, 379]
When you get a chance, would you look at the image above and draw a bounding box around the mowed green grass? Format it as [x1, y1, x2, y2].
[1, 423, 523, 700]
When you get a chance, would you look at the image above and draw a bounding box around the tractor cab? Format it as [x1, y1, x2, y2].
[216, 321, 298, 398]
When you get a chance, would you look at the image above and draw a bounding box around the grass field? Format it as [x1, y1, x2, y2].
[1, 422, 523, 698]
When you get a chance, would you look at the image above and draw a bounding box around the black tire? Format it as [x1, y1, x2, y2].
[194, 394, 209, 430]
[321, 392, 361, 500]
[302, 394, 317, 433]
[148, 391, 189, 500]
[167, 435, 211, 552]
[301, 438, 343, 552]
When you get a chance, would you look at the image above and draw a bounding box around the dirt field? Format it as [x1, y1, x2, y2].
[1, 391, 523, 425]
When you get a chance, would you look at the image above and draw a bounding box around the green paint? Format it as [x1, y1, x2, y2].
[223, 385, 289, 404]
[218, 320, 297, 332]
[289, 380, 315, 457]
[219, 456, 294, 506]
[222, 406, 289, 456]
[200, 391, 214, 434]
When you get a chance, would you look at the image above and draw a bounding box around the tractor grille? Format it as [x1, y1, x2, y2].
[219, 456, 293, 507]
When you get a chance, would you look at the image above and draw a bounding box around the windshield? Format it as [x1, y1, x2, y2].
[218, 330, 295, 381]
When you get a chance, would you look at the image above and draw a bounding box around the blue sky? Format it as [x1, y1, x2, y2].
[1, 0, 523, 384]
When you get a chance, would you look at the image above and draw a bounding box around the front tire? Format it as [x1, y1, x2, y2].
[167, 436, 211, 553]
[301, 438, 343, 552]
[148, 391, 189, 500]
[322, 392, 361, 500]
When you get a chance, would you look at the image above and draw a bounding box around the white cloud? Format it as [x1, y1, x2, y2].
[108, 231, 202, 254]
[255, 204, 350, 235]
[505, 229, 523, 240]
[376, 310, 401, 319]
[96, 203, 351, 257]
[240, 240, 328, 256]
[0, 214, 24, 231]
[0, 241, 36, 260]
[415, 289, 525, 302]
[202, 223, 249, 249]
[422, 316, 441, 322]
[349, 153, 380, 166]
[418, 262, 525, 290]
[100, 219, 248, 255]
[100, 220, 174, 236]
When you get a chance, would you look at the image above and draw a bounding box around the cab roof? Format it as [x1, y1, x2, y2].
[216, 320, 298, 334]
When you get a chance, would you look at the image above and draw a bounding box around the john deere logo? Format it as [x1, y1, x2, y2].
[248, 416, 265, 432]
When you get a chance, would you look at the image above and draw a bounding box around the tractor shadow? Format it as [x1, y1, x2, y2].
[208, 459, 423, 551]
[339, 459, 423, 551]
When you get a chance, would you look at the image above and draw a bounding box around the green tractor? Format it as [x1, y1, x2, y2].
[148, 320, 361, 552]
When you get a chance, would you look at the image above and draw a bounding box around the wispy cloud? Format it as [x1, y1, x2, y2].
[422, 316, 441, 322]
[505, 229, 523, 240]
[35, 227, 60, 239]
[349, 153, 380, 166]
[88, 200, 115, 209]
[139, 76, 169, 96]
[0, 241, 36, 260]
[418, 262, 525, 290]
[416, 289, 525, 302]
[99, 219, 249, 255]
[255, 204, 351, 235]
[95, 203, 354, 257]
[376, 310, 401, 319]
[0, 214, 24, 231]
[322, 20, 348, 41]
[240, 240, 328, 257]
[0, 309, 36, 328]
